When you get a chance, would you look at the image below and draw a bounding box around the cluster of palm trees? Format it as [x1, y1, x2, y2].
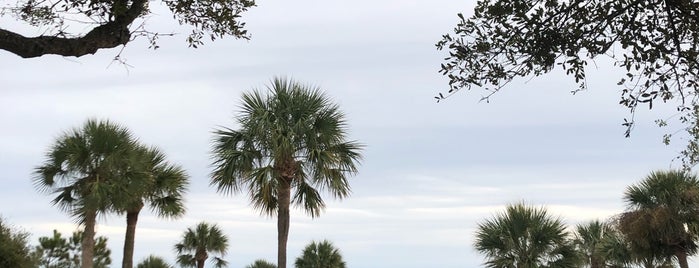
[34, 119, 189, 268]
[33, 77, 363, 268]
[475, 170, 699, 268]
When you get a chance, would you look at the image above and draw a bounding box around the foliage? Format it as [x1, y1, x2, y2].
[575, 219, 675, 268]
[474, 203, 580, 268]
[34, 229, 112, 268]
[247, 259, 277, 268]
[574, 220, 614, 268]
[136, 255, 173, 268]
[175, 222, 229, 268]
[0, 0, 255, 57]
[619, 170, 699, 268]
[0, 217, 37, 268]
[602, 216, 676, 268]
[35, 230, 72, 268]
[437, 0, 699, 166]
[210, 77, 363, 268]
[294, 240, 346, 268]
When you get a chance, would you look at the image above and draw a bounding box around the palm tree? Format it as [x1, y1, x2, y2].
[174, 222, 229, 268]
[574, 220, 614, 268]
[120, 145, 189, 268]
[294, 240, 346, 268]
[474, 203, 580, 268]
[210, 77, 363, 268]
[620, 170, 699, 268]
[34, 119, 138, 268]
[136, 255, 173, 268]
[247, 259, 277, 268]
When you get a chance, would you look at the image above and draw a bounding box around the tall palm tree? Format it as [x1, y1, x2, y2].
[120, 145, 189, 268]
[294, 240, 346, 268]
[474, 203, 580, 268]
[34, 119, 139, 268]
[174, 222, 229, 268]
[210, 77, 363, 268]
[574, 220, 614, 268]
[621, 170, 699, 268]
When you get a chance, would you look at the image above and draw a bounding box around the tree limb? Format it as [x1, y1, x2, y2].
[0, 0, 146, 58]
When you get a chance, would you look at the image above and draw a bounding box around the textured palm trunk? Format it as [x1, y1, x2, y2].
[277, 178, 292, 268]
[676, 249, 689, 268]
[196, 250, 208, 268]
[82, 210, 97, 268]
[122, 203, 144, 268]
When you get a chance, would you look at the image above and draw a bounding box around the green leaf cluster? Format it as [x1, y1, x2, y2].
[0, 217, 37, 268]
[34, 229, 112, 268]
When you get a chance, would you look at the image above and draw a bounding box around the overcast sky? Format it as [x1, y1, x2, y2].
[0, 1, 695, 267]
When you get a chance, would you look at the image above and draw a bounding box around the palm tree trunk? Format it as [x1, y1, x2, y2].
[676, 249, 689, 268]
[277, 178, 292, 268]
[122, 204, 143, 268]
[195, 250, 208, 268]
[82, 210, 97, 268]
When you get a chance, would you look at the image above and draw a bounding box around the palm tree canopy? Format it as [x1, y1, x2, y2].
[125, 145, 189, 217]
[574, 220, 614, 267]
[33, 118, 140, 221]
[246, 259, 277, 268]
[294, 240, 346, 268]
[621, 170, 699, 266]
[136, 255, 173, 268]
[175, 222, 229, 268]
[624, 170, 699, 214]
[474, 203, 580, 268]
[211, 77, 363, 217]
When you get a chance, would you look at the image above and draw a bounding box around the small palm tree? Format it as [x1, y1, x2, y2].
[620, 170, 699, 268]
[175, 222, 229, 268]
[136, 255, 173, 268]
[120, 145, 189, 268]
[34, 119, 138, 268]
[294, 240, 346, 268]
[210, 77, 363, 268]
[474, 203, 580, 268]
[247, 259, 277, 268]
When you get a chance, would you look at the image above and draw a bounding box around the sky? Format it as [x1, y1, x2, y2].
[0, 1, 695, 267]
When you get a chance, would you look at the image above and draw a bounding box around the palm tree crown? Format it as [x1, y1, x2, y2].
[210, 77, 363, 268]
[175, 222, 229, 268]
[136, 255, 173, 268]
[294, 240, 346, 268]
[247, 259, 277, 268]
[574, 220, 622, 268]
[474, 203, 580, 268]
